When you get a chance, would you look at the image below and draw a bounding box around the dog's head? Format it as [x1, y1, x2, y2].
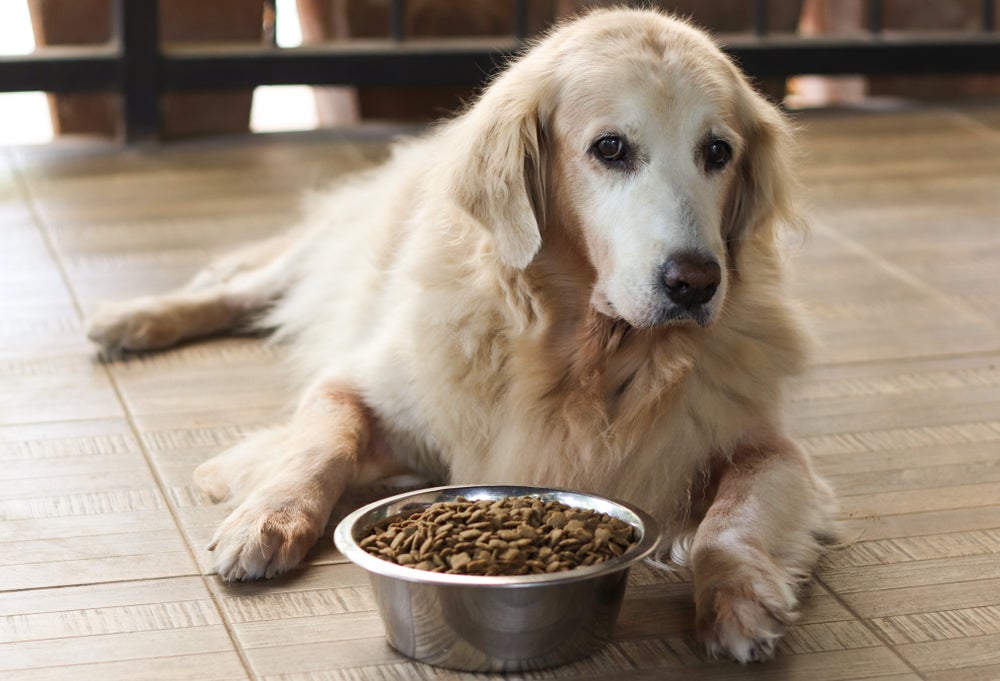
[451, 9, 800, 329]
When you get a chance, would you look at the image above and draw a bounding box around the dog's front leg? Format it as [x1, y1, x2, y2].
[691, 430, 836, 663]
[198, 384, 388, 581]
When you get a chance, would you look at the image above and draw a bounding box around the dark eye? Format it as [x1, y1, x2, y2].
[594, 135, 628, 163]
[704, 139, 732, 170]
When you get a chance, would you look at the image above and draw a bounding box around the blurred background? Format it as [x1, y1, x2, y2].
[1, 0, 998, 146]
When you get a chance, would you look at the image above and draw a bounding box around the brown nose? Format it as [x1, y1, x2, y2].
[662, 255, 721, 309]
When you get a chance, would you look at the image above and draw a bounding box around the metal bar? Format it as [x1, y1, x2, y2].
[161, 41, 521, 89]
[389, 0, 405, 42]
[724, 33, 1000, 77]
[753, 0, 768, 37]
[152, 33, 1000, 93]
[514, 0, 529, 42]
[868, 0, 883, 34]
[985, 0, 996, 32]
[5, 36, 1000, 96]
[0, 47, 117, 93]
[116, 0, 161, 143]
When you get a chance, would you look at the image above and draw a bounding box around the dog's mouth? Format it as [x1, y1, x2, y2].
[655, 305, 716, 328]
[591, 288, 717, 330]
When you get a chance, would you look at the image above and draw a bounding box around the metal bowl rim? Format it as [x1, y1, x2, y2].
[334, 484, 661, 587]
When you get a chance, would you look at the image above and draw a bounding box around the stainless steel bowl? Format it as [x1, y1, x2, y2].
[334, 484, 660, 672]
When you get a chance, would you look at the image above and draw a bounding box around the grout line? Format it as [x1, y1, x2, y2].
[8, 147, 259, 681]
[0, 573, 207, 597]
[199, 577, 260, 681]
[811, 217, 1000, 334]
[817, 522, 1000, 553]
[939, 108, 1000, 144]
[803, 347, 1000, 372]
[0, 651, 250, 678]
[814, 576, 931, 681]
[6, 151, 92, 335]
[817, 572, 1000, 599]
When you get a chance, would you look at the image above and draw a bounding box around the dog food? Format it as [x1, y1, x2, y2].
[358, 495, 636, 575]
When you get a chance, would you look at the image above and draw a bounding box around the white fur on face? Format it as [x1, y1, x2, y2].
[553, 63, 743, 329]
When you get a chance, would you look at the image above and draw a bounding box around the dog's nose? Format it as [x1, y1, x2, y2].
[662, 255, 721, 308]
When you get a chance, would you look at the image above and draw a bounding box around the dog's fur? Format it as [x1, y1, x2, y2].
[87, 9, 837, 663]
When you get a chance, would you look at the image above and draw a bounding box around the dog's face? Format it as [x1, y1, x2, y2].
[454, 10, 798, 330]
[549, 58, 744, 329]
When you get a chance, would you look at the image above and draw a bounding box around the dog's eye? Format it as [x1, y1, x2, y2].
[594, 135, 628, 163]
[704, 139, 732, 170]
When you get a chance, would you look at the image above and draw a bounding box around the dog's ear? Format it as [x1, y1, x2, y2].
[724, 87, 803, 245]
[450, 69, 548, 269]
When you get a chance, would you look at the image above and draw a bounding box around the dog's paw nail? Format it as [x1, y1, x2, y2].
[208, 502, 322, 581]
[696, 564, 798, 663]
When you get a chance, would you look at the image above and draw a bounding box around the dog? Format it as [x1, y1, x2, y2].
[86, 8, 838, 663]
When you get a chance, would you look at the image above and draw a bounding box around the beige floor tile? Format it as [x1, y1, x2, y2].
[839, 578, 1000, 620]
[0, 355, 122, 424]
[0, 419, 196, 590]
[895, 633, 1000, 675]
[925, 664, 1000, 681]
[106, 339, 292, 416]
[0, 654, 249, 681]
[0, 576, 247, 679]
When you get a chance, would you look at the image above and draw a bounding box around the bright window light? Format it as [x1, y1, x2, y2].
[0, 0, 54, 145]
[0, 0, 320, 141]
[251, 0, 320, 133]
[275, 0, 304, 48]
[251, 85, 320, 132]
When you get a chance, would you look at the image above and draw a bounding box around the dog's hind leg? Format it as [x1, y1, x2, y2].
[86, 232, 300, 354]
[195, 382, 401, 581]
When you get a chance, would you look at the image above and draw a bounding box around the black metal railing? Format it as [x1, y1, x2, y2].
[1, 0, 998, 143]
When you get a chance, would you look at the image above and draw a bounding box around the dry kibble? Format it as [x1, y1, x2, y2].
[359, 495, 637, 576]
[548, 528, 564, 546]
[594, 526, 611, 547]
[449, 552, 472, 571]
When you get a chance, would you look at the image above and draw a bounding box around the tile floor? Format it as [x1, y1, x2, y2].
[1, 104, 999, 680]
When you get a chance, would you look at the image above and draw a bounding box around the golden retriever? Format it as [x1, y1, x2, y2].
[87, 8, 837, 663]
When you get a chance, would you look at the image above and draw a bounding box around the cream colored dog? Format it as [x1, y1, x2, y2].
[87, 8, 837, 663]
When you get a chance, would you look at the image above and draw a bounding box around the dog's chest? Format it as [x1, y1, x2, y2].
[418, 329, 714, 517]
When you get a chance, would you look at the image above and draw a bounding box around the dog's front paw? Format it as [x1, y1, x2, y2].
[695, 560, 798, 663]
[86, 299, 182, 354]
[208, 496, 324, 581]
